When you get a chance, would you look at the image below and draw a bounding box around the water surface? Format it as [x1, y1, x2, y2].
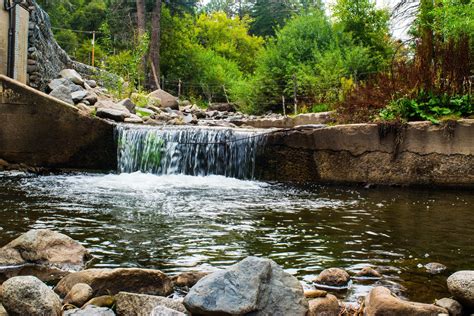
[0, 171, 472, 303]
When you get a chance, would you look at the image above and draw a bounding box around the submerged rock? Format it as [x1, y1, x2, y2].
[115, 292, 188, 316]
[313, 268, 351, 288]
[183, 256, 308, 316]
[55, 268, 173, 297]
[64, 283, 94, 307]
[307, 294, 339, 316]
[2, 276, 62, 316]
[424, 262, 447, 274]
[364, 286, 448, 316]
[0, 229, 91, 272]
[447, 270, 474, 309]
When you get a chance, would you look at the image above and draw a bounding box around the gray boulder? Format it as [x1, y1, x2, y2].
[148, 89, 179, 110]
[63, 305, 115, 316]
[86, 79, 97, 88]
[60, 69, 84, 86]
[96, 108, 131, 122]
[447, 271, 474, 309]
[50, 84, 74, 105]
[48, 78, 69, 91]
[115, 292, 188, 316]
[2, 276, 62, 316]
[95, 100, 131, 114]
[183, 256, 308, 316]
[71, 90, 88, 103]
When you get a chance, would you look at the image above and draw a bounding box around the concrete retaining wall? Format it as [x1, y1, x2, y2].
[0, 75, 117, 170]
[256, 120, 474, 187]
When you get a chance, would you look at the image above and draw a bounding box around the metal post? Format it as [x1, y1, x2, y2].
[178, 79, 182, 98]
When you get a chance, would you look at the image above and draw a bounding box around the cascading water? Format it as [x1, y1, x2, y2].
[116, 125, 266, 179]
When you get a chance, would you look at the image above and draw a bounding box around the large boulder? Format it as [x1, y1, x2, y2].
[183, 256, 308, 316]
[313, 268, 350, 287]
[55, 268, 173, 297]
[148, 89, 179, 110]
[307, 294, 340, 316]
[2, 276, 62, 316]
[0, 229, 91, 271]
[364, 286, 448, 316]
[115, 292, 188, 316]
[435, 298, 463, 316]
[95, 100, 131, 113]
[60, 69, 85, 86]
[71, 90, 88, 103]
[447, 270, 474, 309]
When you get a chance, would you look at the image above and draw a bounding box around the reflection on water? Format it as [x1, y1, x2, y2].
[0, 171, 473, 303]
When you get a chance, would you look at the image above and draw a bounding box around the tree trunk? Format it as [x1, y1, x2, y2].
[136, 0, 146, 37]
[149, 0, 162, 90]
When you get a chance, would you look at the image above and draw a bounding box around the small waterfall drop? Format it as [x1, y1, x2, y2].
[116, 125, 265, 179]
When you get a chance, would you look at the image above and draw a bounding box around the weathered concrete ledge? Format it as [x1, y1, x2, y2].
[256, 120, 474, 187]
[0, 75, 116, 170]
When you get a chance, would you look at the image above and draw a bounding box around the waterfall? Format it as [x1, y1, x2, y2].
[116, 125, 265, 179]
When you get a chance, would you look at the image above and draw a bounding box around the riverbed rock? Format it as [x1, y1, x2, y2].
[313, 268, 350, 287]
[148, 89, 179, 110]
[447, 270, 474, 309]
[124, 114, 144, 124]
[183, 256, 308, 316]
[357, 266, 382, 278]
[115, 292, 188, 316]
[86, 79, 97, 88]
[71, 90, 88, 103]
[55, 268, 173, 297]
[83, 295, 116, 308]
[208, 103, 236, 112]
[64, 283, 94, 307]
[48, 78, 69, 91]
[84, 92, 98, 105]
[2, 276, 62, 316]
[96, 108, 131, 122]
[63, 305, 115, 316]
[60, 69, 84, 86]
[0, 229, 91, 271]
[307, 294, 339, 316]
[95, 100, 131, 113]
[364, 286, 448, 316]
[49, 84, 74, 105]
[172, 271, 209, 289]
[435, 298, 463, 316]
[425, 262, 447, 274]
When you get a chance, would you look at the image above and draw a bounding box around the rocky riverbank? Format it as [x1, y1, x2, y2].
[0, 229, 472, 316]
[45, 68, 332, 129]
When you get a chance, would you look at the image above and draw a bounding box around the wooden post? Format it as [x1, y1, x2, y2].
[293, 74, 297, 115]
[91, 31, 95, 66]
[178, 79, 182, 98]
[282, 95, 286, 116]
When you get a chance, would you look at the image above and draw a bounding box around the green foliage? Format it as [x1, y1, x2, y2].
[332, 0, 392, 69]
[380, 92, 473, 124]
[233, 10, 377, 114]
[195, 12, 264, 73]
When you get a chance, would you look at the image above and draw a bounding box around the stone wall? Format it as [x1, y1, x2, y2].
[0, 74, 117, 170]
[26, 1, 110, 91]
[256, 120, 474, 187]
